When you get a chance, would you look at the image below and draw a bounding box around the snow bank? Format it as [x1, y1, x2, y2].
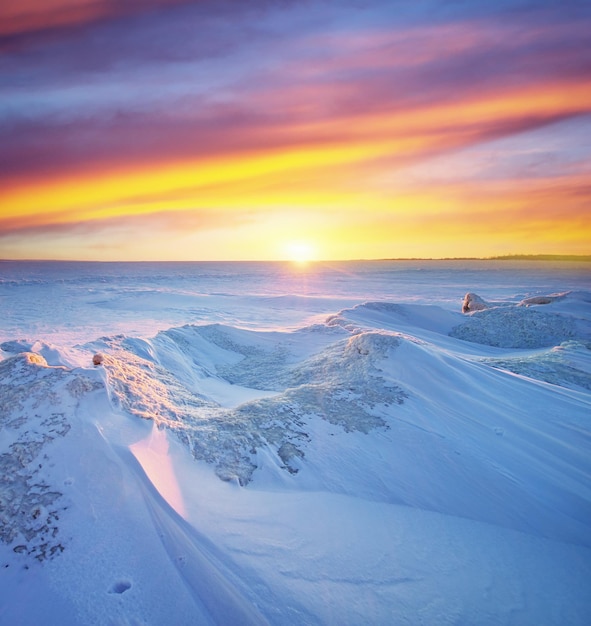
[83, 324, 407, 484]
[0, 352, 270, 625]
[451, 306, 580, 347]
[77, 299, 591, 547]
[450, 291, 591, 348]
[0, 353, 76, 563]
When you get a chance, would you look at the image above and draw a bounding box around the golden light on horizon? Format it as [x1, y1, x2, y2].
[283, 241, 318, 265]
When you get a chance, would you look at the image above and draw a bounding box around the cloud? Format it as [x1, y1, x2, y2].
[0, 1, 196, 38]
[2, 9, 590, 184]
[0, 205, 255, 241]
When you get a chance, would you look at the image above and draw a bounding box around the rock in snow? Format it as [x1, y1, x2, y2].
[462, 292, 489, 313]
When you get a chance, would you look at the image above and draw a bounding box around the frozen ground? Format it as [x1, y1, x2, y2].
[0, 261, 590, 624]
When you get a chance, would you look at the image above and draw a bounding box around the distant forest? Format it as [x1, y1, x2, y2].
[488, 254, 591, 262]
[384, 255, 591, 262]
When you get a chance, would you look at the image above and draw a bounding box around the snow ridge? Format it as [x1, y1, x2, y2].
[87, 325, 407, 484]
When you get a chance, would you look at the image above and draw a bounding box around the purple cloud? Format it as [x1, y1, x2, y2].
[1, 0, 590, 186]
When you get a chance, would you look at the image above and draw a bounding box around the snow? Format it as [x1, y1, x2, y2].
[1, 260, 590, 624]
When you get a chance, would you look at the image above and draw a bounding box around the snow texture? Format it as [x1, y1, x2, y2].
[84, 326, 407, 484]
[1, 261, 590, 624]
[0, 354, 101, 563]
[450, 292, 591, 348]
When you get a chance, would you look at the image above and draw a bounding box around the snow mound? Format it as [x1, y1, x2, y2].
[0, 354, 102, 563]
[85, 325, 408, 485]
[328, 301, 462, 336]
[0, 352, 270, 624]
[0, 339, 71, 367]
[518, 291, 570, 306]
[77, 318, 591, 550]
[450, 305, 585, 348]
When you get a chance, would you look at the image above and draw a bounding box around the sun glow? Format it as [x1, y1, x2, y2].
[284, 241, 317, 265]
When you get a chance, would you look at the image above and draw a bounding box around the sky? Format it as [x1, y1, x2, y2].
[1, 0, 590, 261]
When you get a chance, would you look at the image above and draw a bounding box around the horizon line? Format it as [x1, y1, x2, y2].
[1, 254, 590, 263]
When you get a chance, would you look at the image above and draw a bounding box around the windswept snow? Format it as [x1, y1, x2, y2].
[451, 306, 582, 348]
[1, 262, 590, 624]
[0, 354, 101, 563]
[82, 325, 408, 484]
[451, 290, 591, 348]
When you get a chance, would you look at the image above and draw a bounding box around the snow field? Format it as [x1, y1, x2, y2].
[1, 267, 590, 624]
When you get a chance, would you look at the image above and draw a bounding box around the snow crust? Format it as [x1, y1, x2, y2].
[1, 261, 590, 624]
[451, 291, 591, 348]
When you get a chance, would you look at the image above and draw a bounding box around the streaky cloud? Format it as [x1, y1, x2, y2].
[0, 206, 256, 239]
[2, 12, 590, 182]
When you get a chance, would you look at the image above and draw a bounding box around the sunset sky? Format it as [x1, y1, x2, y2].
[1, 0, 590, 261]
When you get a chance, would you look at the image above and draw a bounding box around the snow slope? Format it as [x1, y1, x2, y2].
[1, 276, 590, 624]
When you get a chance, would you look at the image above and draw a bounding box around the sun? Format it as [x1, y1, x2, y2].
[284, 241, 317, 265]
